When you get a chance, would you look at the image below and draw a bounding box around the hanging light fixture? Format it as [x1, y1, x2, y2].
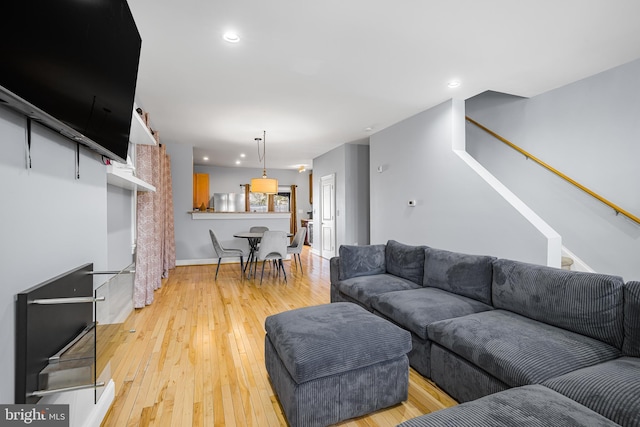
[250, 130, 278, 194]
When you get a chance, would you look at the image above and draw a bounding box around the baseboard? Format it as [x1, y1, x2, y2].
[83, 379, 115, 427]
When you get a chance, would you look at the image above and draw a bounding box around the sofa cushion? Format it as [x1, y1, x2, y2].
[338, 244, 385, 280]
[423, 247, 495, 305]
[624, 281, 640, 356]
[385, 240, 427, 285]
[397, 384, 620, 427]
[427, 310, 621, 388]
[492, 258, 625, 348]
[372, 288, 493, 340]
[543, 357, 640, 427]
[337, 274, 422, 310]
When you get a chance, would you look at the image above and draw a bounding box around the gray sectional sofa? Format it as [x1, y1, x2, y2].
[330, 240, 640, 426]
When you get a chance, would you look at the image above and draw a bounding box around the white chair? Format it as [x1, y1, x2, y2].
[287, 227, 307, 274]
[254, 230, 288, 285]
[209, 230, 245, 280]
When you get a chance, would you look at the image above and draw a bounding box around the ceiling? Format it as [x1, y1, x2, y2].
[128, 0, 640, 170]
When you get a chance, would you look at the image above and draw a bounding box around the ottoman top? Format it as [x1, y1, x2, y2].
[265, 302, 411, 383]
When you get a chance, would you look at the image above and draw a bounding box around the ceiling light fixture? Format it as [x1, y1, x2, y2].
[223, 32, 240, 43]
[298, 165, 306, 173]
[250, 131, 278, 194]
[235, 160, 241, 165]
[203, 156, 209, 161]
[447, 80, 461, 88]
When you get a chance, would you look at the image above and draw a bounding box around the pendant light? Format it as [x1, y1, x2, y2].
[250, 130, 278, 194]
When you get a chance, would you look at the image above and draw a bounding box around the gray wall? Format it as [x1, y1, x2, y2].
[0, 105, 134, 418]
[312, 142, 370, 255]
[369, 99, 549, 263]
[466, 58, 640, 281]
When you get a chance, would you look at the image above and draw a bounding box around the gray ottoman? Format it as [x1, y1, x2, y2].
[265, 302, 412, 427]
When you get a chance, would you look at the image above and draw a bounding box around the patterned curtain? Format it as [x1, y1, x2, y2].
[161, 145, 176, 277]
[134, 138, 176, 308]
[290, 185, 298, 236]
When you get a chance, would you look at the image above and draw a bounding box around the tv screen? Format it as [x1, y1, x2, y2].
[0, 0, 141, 163]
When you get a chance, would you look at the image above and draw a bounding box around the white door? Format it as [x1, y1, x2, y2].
[320, 174, 336, 259]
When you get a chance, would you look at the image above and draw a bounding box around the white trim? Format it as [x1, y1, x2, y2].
[83, 380, 115, 427]
[452, 99, 562, 268]
[562, 246, 595, 273]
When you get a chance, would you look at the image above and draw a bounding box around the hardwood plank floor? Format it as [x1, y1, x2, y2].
[101, 247, 457, 426]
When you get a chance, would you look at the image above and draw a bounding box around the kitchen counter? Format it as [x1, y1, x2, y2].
[190, 211, 291, 220]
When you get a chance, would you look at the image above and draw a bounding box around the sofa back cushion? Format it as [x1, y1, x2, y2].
[423, 247, 495, 305]
[385, 240, 427, 285]
[492, 258, 625, 348]
[338, 244, 386, 280]
[623, 281, 640, 356]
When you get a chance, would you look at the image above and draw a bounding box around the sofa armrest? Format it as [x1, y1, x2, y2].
[330, 257, 340, 285]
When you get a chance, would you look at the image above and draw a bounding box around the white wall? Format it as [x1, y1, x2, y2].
[369, 99, 549, 263]
[0, 105, 132, 424]
[466, 58, 640, 281]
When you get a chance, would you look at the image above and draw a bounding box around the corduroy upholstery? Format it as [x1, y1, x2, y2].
[385, 240, 428, 285]
[338, 244, 385, 280]
[423, 247, 495, 305]
[624, 281, 640, 356]
[328, 242, 638, 426]
[397, 385, 621, 427]
[492, 258, 625, 348]
[428, 310, 621, 388]
[337, 274, 421, 311]
[543, 357, 640, 427]
[265, 303, 411, 427]
[372, 288, 493, 377]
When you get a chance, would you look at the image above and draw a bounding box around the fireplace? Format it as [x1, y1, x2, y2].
[15, 264, 100, 404]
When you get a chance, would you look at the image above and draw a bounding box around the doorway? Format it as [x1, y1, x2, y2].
[320, 174, 336, 259]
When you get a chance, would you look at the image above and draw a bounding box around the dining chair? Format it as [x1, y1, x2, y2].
[254, 230, 288, 285]
[287, 227, 307, 274]
[209, 229, 245, 280]
[249, 226, 269, 233]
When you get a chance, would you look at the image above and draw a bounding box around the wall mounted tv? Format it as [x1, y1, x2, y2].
[0, 0, 142, 163]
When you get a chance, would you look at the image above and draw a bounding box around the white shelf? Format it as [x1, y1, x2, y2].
[129, 108, 156, 145]
[106, 165, 156, 192]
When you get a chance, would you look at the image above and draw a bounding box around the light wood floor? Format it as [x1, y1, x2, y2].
[101, 247, 457, 426]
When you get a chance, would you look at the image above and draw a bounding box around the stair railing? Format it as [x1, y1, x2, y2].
[466, 116, 640, 226]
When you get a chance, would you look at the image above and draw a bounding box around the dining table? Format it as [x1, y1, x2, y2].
[233, 231, 292, 278]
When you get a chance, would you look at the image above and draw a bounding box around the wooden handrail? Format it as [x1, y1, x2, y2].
[466, 116, 640, 225]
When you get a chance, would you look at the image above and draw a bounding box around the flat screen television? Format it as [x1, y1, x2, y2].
[0, 0, 142, 163]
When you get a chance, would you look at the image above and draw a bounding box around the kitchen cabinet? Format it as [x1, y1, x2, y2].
[193, 173, 209, 209]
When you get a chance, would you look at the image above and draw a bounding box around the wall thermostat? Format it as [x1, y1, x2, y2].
[408, 200, 416, 206]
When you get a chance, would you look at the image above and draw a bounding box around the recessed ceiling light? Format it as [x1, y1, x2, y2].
[240, 153, 246, 158]
[235, 160, 241, 165]
[448, 80, 461, 88]
[203, 156, 209, 161]
[223, 32, 240, 43]
[364, 126, 373, 132]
